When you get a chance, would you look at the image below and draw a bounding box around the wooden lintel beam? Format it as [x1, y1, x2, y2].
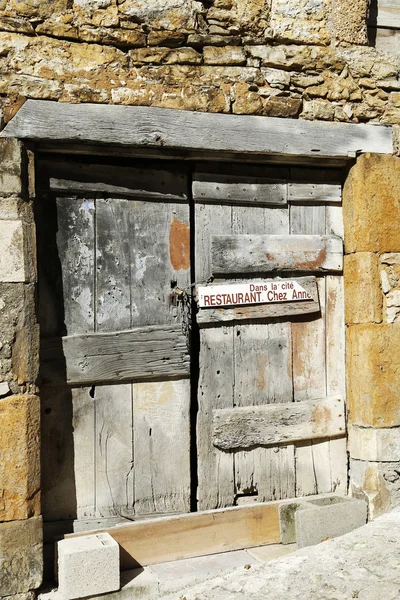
[1, 100, 392, 160]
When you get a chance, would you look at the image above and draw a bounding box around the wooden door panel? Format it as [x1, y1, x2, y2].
[195, 168, 346, 509]
[39, 159, 192, 522]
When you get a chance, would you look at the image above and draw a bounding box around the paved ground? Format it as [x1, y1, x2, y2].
[159, 508, 400, 600]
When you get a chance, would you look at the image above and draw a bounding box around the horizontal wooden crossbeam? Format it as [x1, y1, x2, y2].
[211, 234, 343, 275]
[213, 395, 345, 450]
[40, 324, 189, 385]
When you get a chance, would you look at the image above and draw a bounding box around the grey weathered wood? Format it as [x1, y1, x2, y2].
[39, 159, 188, 201]
[288, 183, 341, 203]
[40, 325, 190, 385]
[3, 100, 393, 159]
[196, 276, 320, 325]
[132, 379, 191, 515]
[193, 172, 287, 206]
[196, 203, 236, 510]
[56, 196, 95, 335]
[374, 27, 400, 55]
[212, 234, 343, 275]
[369, 0, 400, 28]
[95, 383, 134, 517]
[213, 395, 345, 450]
[72, 387, 96, 519]
[231, 204, 295, 503]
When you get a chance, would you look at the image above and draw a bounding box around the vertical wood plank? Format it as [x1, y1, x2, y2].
[128, 200, 190, 327]
[56, 196, 95, 335]
[326, 203, 344, 239]
[232, 205, 294, 502]
[326, 274, 347, 494]
[72, 387, 96, 518]
[132, 380, 191, 515]
[290, 203, 331, 496]
[128, 198, 191, 515]
[95, 198, 134, 517]
[196, 203, 235, 510]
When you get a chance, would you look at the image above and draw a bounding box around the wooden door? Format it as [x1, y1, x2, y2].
[193, 164, 347, 510]
[37, 157, 192, 520]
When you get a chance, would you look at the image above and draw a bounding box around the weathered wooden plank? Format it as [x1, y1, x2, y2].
[193, 172, 287, 206]
[128, 200, 191, 328]
[3, 100, 393, 159]
[212, 234, 343, 275]
[374, 27, 400, 55]
[40, 325, 190, 385]
[41, 386, 80, 521]
[369, 0, 400, 29]
[290, 204, 326, 236]
[132, 380, 191, 515]
[326, 275, 347, 494]
[288, 183, 341, 203]
[95, 384, 134, 517]
[55, 196, 95, 335]
[196, 203, 235, 511]
[196, 276, 319, 325]
[66, 502, 280, 569]
[38, 158, 188, 201]
[72, 388, 96, 519]
[213, 395, 345, 450]
[230, 204, 295, 503]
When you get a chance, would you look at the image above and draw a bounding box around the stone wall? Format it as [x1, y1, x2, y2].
[344, 153, 400, 518]
[0, 0, 398, 132]
[0, 139, 42, 598]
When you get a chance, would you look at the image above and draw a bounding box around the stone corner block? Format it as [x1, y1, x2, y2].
[0, 394, 40, 522]
[0, 138, 23, 198]
[349, 425, 400, 462]
[344, 252, 382, 324]
[0, 515, 43, 596]
[349, 459, 394, 519]
[0, 220, 27, 283]
[343, 153, 400, 253]
[346, 323, 400, 427]
[332, 0, 369, 45]
[58, 533, 120, 600]
[295, 496, 367, 548]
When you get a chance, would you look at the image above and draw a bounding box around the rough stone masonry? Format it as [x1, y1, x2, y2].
[0, 0, 398, 140]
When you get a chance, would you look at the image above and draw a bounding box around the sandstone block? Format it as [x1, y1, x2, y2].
[0, 220, 26, 283]
[0, 395, 40, 521]
[343, 154, 400, 254]
[349, 425, 400, 462]
[203, 46, 246, 65]
[263, 96, 302, 118]
[58, 534, 120, 600]
[332, 0, 369, 44]
[347, 323, 400, 427]
[0, 516, 43, 595]
[344, 253, 382, 324]
[129, 47, 202, 65]
[232, 82, 263, 114]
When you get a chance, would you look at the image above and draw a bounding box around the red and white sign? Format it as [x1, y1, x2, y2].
[197, 280, 312, 308]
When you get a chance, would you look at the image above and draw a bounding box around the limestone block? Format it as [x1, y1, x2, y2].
[344, 253, 382, 324]
[301, 99, 335, 121]
[0, 220, 26, 283]
[0, 197, 19, 219]
[350, 459, 392, 518]
[295, 496, 367, 548]
[0, 516, 43, 595]
[0, 138, 22, 197]
[349, 425, 400, 462]
[58, 533, 120, 600]
[0, 395, 40, 521]
[203, 46, 246, 65]
[279, 502, 308, 544]
[116, 0, 205, 33]
[347, 323, 400, 427]
[263, 96, 302, 118]
[343, 154, 400, 254]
